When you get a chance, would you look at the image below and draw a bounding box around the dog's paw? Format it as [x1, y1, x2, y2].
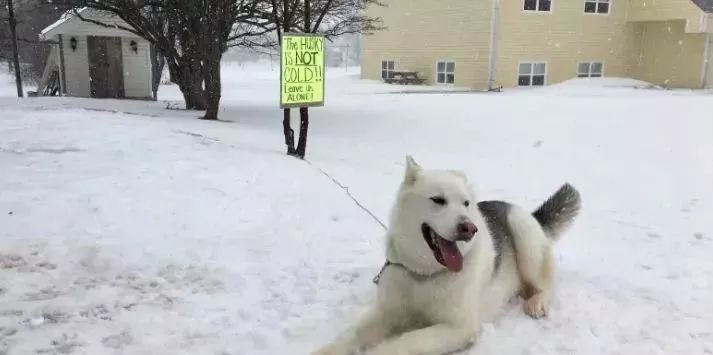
[523, 292, 550, 319]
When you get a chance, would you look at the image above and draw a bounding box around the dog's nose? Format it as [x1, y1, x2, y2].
[457, 221, 478, 239]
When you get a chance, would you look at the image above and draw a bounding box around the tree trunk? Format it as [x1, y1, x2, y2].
[150, 45, 164, 100]
[281, 9, 296, 156]
[295, 107, 309, 159]
[202, 53, 222, 120]
[167, 58, 206, 110]
[179, 77, 206, 110]
[293, 0, 312, 159]
[7, 0, 23, 98]
[188, 58, 206, 110]
[283, 109, 296, 155]
[178, 64, 206, 110]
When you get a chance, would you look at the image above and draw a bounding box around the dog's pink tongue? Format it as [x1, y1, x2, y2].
[437, 238, 463, 272]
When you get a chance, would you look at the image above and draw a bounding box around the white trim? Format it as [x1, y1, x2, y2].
[487, 0, 501, 91]
[577, 61, 605, 77]
[40, 8, 138, 42]
[517, 61, 548, 86]
[39, 8, 86, 40]
[380, 59, 395, 80]
[701, 33, 712, 89]
[583, 0, 611, 15]
[522, 0, 553, 14]
[435, 60, 456, 85]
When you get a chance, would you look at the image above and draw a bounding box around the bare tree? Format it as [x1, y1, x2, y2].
[1, 1, 73, 86]
[65, 0, 379, 127]
[268, 0, 383, 158]
[200, 0, 274, 119]
[2, 0, 23, 97]
[76, 0, 271, 119]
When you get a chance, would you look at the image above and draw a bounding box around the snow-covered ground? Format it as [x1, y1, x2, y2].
[1, 64, 712, 355]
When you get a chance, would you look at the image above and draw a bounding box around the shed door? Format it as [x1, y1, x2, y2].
[88, 36, 125, 98]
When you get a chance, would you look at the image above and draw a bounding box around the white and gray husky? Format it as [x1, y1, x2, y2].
[314, 156, 581, 355]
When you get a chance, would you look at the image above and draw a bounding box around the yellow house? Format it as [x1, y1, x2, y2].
[362, 0, 713, 89]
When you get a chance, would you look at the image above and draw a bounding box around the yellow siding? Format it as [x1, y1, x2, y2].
[361, 0, 710, 90]
[630, 21, 708, 88]
[494, 0, 638, 88]
[362, 0, 492, 88]
[628, 0, 707, 33]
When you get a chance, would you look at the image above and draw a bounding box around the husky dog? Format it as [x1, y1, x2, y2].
[313, 156, 581, 355]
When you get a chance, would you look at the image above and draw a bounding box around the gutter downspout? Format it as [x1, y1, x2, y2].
[487, 0, 501, 91]
[701, 32, 711, 89]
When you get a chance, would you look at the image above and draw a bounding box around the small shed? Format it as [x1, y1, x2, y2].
[39, 8, 157, 100]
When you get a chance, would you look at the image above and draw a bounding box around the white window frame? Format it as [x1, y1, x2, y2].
[517, 61, 548, 87]
[584, 0, 610, 15]
[381, 60, 395, 80]
[435, 60, 456, 85]
[523, 0, 553, 13]
[577, 61, 605, 78]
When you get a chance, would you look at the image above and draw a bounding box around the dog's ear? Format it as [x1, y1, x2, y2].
[449, 170, 468, 182]
[404, 155, 421, 186]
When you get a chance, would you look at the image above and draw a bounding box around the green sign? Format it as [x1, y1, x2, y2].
[280, 33, 325, 108]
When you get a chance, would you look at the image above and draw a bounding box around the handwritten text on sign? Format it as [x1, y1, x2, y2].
[280, 34, 325, 108]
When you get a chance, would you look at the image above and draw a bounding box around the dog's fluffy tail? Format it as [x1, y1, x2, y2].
[532, 183, 581, 241]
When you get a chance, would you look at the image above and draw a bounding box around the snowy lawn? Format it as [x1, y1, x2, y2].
[1, 65, 712, 355]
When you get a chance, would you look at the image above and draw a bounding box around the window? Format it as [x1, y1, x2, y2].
[524, 0, 552, 12]
[436, 61, 455, 84]
[381, 61, 395, 79]
[518, 62, 547, 86]
[584, 0, 609, 14]
[577, 62, 604, 77]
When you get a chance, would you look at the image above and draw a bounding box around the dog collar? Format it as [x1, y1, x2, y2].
[372, 260, 394, 285]
[372, 260, 449, 285]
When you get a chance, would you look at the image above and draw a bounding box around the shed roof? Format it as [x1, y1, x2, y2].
[691, 0, 713, 13]
[39, 8, 137, 41]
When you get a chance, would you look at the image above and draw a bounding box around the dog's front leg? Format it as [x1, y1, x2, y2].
[312, 307, 397, 355]
[365, 323, 476, 355]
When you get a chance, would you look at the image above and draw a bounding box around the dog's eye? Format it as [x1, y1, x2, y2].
[430, 197, 447, 206]
[464, 200, 470, 207]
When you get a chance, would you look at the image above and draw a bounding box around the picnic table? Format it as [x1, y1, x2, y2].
[384, 71, 426, 85]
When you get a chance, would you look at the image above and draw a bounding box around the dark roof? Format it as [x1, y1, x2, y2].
[691, 0, 713, 13]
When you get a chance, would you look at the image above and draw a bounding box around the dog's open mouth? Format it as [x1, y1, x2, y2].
[421, 223, 468, 272]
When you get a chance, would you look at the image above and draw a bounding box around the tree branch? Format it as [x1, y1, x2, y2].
[311, 0, 334, 32]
